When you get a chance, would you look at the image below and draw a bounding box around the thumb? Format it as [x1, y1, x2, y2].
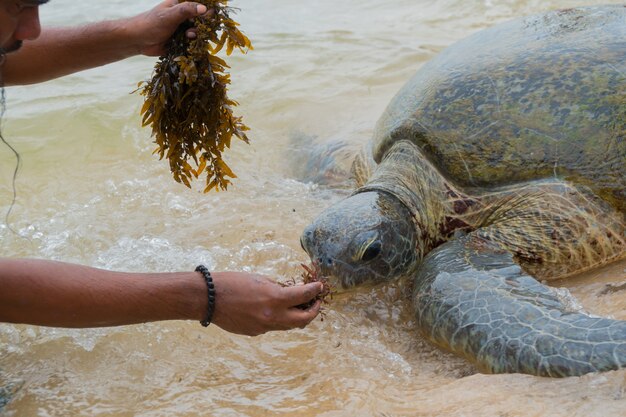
[281, 282, 323, 307]
[170, 2, 209, 21]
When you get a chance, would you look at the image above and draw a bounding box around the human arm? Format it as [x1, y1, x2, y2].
[0, 258, 323, 335]
[2, 0, 210, 86]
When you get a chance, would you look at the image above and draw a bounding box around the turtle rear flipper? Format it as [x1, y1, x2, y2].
[287, 132, 367, 187]
[413, 235, 626, 377]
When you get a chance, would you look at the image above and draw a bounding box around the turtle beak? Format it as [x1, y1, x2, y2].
[301, 224, 363, 289]
[300, 225, 336, 274]
[300, 227, 312, 256]
[300, 226, 360, 289]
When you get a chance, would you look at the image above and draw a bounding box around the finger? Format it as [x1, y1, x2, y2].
[186, 28, 197, 39]
[172, 2, 208, 20]
[200, 7, 214, 18]
[280, 282, 323, 307]
[285, 300, 322, 328]
[189, 7, 214, 19]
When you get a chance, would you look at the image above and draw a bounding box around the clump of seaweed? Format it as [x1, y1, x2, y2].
[282, 263, 334, 320]
[138, 0, 252, 192]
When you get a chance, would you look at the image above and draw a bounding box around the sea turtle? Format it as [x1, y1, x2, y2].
[300, 5, 626, 377]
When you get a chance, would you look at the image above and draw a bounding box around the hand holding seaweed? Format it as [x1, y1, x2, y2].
[138, 0, 252, 192]
[282, 263, 334, 321]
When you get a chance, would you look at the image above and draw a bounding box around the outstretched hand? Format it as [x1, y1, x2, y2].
[126, 0, 212, 57]
[210, 272, 324, 336]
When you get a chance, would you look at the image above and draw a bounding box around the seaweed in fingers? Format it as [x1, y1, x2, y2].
[138, 0, 252, 192]
[282, 263, 334, 320]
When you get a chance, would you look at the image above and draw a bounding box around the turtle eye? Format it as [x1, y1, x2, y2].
[361, 240, 382, 262]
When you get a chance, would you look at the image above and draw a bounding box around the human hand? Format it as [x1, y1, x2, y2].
[210, 272, 324, 336]
[124, 0, 213, 57]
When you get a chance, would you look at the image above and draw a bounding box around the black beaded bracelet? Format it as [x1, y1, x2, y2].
[195, 265, 216, 327]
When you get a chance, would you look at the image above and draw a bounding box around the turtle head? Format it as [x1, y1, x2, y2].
[301, 191, 418, 287]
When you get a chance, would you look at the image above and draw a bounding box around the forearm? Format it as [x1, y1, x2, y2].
[2, 21, 139, 86]
[0, 258, 206, 327]
[1, 1, 212, 86]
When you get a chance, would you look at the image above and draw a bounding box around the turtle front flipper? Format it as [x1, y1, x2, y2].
[413, 234, 626, 377]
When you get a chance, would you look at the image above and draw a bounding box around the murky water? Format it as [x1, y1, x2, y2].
[1, 0, 625, 415]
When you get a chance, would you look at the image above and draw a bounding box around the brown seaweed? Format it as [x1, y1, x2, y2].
[282, 263, 334, 320]
[138, 0, 252, 192]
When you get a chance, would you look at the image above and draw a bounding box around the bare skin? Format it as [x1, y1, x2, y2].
[1, 0, 210, 85]
[0, 0, 323, 335]
[0, 258, 322, 336]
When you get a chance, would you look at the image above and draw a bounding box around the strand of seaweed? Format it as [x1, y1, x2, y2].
[138, 0, 252, 192]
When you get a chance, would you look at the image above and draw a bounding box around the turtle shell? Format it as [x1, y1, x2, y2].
[372, 5, 625, 212]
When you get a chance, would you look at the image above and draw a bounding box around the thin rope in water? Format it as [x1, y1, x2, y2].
[0, 51, 23, 236]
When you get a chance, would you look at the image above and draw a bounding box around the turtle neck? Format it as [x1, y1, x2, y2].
[353, 140, 467, 259]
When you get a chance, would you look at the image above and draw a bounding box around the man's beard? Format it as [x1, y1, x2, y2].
[2, 40, 23, 54]
[0, 41, 21, 70]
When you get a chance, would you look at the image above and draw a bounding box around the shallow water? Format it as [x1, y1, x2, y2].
[1, 0, 626, 416]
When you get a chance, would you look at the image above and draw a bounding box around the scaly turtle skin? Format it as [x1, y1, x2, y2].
[301, 5, 626, 377]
